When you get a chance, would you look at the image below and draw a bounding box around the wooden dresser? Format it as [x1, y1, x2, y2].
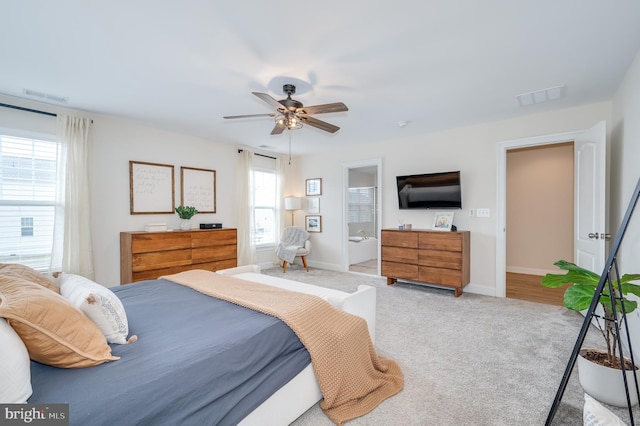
[120, 228, 237, 284]
[381, 228, 470, 296]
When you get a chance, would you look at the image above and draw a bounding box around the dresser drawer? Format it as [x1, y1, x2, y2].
[192, 229, 237, 247]
[381, 261, 418, 281]
[418, 232, 462, 251]
[131, 233, 191, 253]
[382, 230, 418, 248]
[418, 249, 462, 270]
[192, 245, 237, 263]
[381, 246, 418, 263]
[132, 249, 191, 272]
[419, 266, 463, 287]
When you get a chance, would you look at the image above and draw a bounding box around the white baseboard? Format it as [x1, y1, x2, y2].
[464, 282, 496, 297]
[307, 260, 343, 272]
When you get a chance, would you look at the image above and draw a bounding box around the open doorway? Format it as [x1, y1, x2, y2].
[343, 159, 382, 275]
[496, 121, 607, 299]
[505, 142, 573, 305]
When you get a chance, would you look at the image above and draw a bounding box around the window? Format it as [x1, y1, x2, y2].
[21, 217, 34, 237]
[252, 168, 276, 246]
[0, 133, 57, 271]
[348, 187, 375, 223]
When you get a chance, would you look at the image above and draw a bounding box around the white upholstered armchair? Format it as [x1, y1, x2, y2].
[275, 226, 311, 272]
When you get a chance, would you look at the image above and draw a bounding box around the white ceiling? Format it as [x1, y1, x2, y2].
[2, 1, 640, 155]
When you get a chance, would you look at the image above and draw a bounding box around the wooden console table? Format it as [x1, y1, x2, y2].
[120, 228, 237, 284]
[381, 228, 470, 296]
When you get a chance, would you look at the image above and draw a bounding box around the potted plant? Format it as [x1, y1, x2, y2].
[175, 205, 198, 230]
[542, 260, 640, 406]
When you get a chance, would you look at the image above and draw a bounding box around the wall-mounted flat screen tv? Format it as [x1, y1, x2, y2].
[396, 171, 462, 209]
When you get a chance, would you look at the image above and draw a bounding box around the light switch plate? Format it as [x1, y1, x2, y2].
[477, 208, 490, 217]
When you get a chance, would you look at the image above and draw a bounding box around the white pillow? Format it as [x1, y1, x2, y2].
[0, 318, 32, 403]
[584, 393, 626, 426]
[60, 274, 135, 345]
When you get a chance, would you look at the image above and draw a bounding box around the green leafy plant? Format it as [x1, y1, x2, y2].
[175, 205, 198, 220]
[542, 260, 640, 367]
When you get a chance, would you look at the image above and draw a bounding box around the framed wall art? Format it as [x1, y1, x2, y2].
[181, 166, 216, 213]
[305, 215, 322, 232]
[432, 211, 454, 231]
[307, 197, 320, 214]
[129, 161, 175, 214]
[305, 178, 322, 196]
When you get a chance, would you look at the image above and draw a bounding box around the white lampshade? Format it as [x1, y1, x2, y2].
[284, 197, 302, 211]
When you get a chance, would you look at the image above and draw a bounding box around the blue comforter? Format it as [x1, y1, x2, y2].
[29, 279, 311, 425]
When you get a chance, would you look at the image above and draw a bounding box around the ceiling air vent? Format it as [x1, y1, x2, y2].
[516, 85, 565, 107]
[23, 88, 69, 104]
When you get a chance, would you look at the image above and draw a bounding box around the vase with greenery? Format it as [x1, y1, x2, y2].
[542, 260, 640, 406]
[175, 205, 198, 230]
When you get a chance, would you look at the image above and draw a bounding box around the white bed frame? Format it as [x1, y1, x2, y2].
[215, 265, 377, 426]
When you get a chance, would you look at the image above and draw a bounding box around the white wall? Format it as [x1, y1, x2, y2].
[612, 50, 640, 271]
[286, 102, 612, 295]
[506, 144, 574, 274]
[610, 50, 640, 356]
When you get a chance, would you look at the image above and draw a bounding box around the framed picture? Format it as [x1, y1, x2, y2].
[432, 211, 454, 231]
[305, 178, 322, 196]
[305, 215, 322, 233]
[307, 197, 320, 213]
[181, 167, 216, 213]
[129, 161, 175, 214]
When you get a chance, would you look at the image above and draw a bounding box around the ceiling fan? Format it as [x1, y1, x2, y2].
[223, 84, 348, 135]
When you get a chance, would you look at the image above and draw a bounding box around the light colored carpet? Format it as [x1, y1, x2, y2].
[262, 266, 634, 425]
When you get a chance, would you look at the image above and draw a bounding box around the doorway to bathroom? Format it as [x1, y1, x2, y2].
[343, 159, 382, 275]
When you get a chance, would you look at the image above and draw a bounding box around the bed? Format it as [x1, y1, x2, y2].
[1, 264, 400, 426]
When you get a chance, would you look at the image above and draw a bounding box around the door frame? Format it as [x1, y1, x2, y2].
[496, 129, 592, 297]
[342, 158, 383, 274]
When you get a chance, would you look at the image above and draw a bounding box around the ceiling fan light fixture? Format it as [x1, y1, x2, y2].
[277, 114, 302, 130]
[225, 83, 347, 135]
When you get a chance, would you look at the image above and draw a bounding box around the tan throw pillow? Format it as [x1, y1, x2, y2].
[0, 263, 60, 294]
[0, 276, 119, 368]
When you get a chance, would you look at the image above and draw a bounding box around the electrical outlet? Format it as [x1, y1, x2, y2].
[477, 208, 490, 218]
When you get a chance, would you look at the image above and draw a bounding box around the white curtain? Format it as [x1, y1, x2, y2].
[276, 155, 286, 240]
[50, 115, 94, 278]
[272, 155, 287, 265]
[236, 149, 256, 265]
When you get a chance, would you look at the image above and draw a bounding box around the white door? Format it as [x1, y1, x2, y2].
[573, 121, 607, 273]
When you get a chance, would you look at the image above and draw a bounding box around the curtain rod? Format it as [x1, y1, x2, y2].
[237, 149, 276, 160]
[0, 102, 93, 123]
[0, 102, 57, 117]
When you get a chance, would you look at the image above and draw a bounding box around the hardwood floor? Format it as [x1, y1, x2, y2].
[506, 272, 570, 306]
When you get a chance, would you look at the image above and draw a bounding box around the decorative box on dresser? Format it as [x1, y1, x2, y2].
[381, 228, 470, 296]
[120, 228, 237, 284]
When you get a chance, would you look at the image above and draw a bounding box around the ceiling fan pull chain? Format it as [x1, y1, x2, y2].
[288, 131, 292, 165]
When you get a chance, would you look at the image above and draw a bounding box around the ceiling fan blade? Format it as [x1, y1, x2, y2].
[271, 121, 286, 135]
[223, 113, 277, 119]
[297, 102, 348, 115]
[300, 115, 340, 133]
[252, 92, 287, 112]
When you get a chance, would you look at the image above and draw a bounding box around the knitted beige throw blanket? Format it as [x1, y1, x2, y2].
[161, 270, 403, 425]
